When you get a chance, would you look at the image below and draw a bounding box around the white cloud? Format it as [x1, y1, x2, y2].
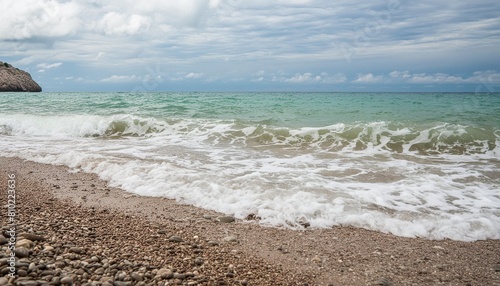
[278, 72, 346, 84]
[355, 70, 500, 84]
[37, 62, 63, 69]
[0, 0, 81, 40]
[285, 73, 321, 83]
[98, 12, 150, 36]
[353, 73, 384, 83]
[185, 72, 203, 79]
[101, 75, 142, 82]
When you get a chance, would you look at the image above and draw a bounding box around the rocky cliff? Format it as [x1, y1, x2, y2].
[0, 61, 42, 92]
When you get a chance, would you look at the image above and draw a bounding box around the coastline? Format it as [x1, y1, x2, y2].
[1, 156, 499, 285]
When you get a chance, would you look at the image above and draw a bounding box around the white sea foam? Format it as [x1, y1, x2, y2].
[0, 113, 499, 241]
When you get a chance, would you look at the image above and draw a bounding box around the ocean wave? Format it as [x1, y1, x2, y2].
[0, 113, 498, 155]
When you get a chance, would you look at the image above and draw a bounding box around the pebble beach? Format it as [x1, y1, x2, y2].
[1, 156, 499, 285]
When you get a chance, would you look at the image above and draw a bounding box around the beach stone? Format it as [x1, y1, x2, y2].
[378, 278, 392, 286]
[61, 276, 74, 285]
[131, 272, 143, 281]
[217, 216, 235, 223]
[16, 239, 33, 249]
[157, 268, 174, 279]
[223, 236, 238, 243]
[194, 257, 204, 266]
[0, 258, 8, 266]
[20, 233, 45, 241]
[70, 246, 84, 254]
[113, 282, 132, 286]
[493, 264, 500, 272]
[0, 278, 7, 285]
[16, 281, 38, 286]
[169, 236, 183, 243]
[43, 245, 55, 252]
[0, 235, 7, 245]
[17, 268, 28, 276]
[174, 273, 186, 280]
[14, 247, 30, 258]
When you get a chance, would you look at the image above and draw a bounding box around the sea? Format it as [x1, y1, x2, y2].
[0, 92, 499, 241]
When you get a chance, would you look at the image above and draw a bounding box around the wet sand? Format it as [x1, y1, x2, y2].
[1, 157, 499, 285]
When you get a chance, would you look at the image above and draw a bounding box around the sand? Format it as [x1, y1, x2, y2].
[1, 156, 499, 285]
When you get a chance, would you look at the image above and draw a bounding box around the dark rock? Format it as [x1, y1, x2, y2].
[0, 62, 42, 92]
[14, 247, 30, 258]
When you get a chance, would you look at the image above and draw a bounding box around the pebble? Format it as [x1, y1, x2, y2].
[223, 235, 238, 243]
[0, 235, 7, 245]
[14, 247, 30, 258]
[169, 235, 184, 242]
[174, 273, 186, 280]
[60, 276, 74, 285]
[16, 238, 33, 249]
[217, 216, 235, 223]
[16, 281, 39, 286]
[130, 272, 143, 281]
[194, 257, 204, 266]
[70, 246, 84, 254]
[20, 233, 45, 241]
[157, 268, 174, 279]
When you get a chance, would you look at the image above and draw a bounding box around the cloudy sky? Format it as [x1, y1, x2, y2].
[1, 0, 500, 92]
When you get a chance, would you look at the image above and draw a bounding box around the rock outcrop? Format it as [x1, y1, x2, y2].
[0, 61, 42, 92]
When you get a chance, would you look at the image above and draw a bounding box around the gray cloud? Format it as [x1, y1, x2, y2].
[1, 0, 499, 91]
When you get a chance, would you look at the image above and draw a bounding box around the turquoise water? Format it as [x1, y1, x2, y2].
[1, 92, 499, 241]
[1, 92, 499, 128]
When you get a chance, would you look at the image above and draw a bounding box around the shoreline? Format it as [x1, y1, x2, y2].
[1, 156, 499, 285]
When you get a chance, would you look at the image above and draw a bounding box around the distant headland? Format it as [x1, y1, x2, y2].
[0, 61, 42, 92]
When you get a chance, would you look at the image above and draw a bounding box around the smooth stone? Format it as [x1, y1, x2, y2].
[131, 272, 143, 281]
[113, 282, 132, 286]
[223, 236, 238, 243]
[60, 276, 74, 285]
[194, 257, 204, 266]
[0, 258, 8, 266]
[14, 247, 30, 258]
[95, 267, 105, 275]
[69, 247, 84, 254]
[17, 281, 38, 286]
[169, 236, 183, 243]
[0, 235, 8, 245]
[378, 278, 392, 286]
[217, 216, 235, 223]
[0, 278, 7, 285]
[28, 262, 36, 271]
[157, 268, 173, 279]
[43, 245, 55, 252]
[207, 241, 219, 246]
[16, 239, 33, 249]
[20, 233, 45, 241]
[173, 273, 186, 280]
